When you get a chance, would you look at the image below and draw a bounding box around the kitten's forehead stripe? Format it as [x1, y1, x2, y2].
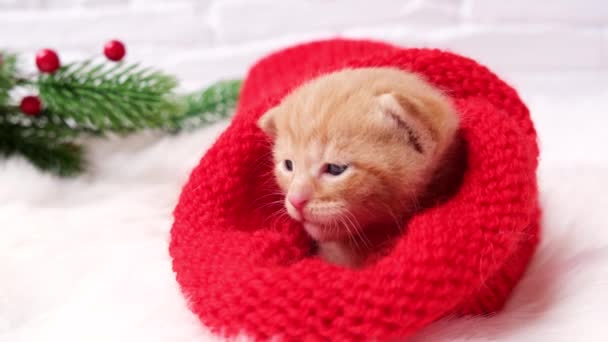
[385, 109, 424, 154]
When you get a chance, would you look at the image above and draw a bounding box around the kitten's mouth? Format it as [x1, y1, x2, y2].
[301, 214, 355, 241]
[286, 211, 343, 241]
[285, 200, 352, 241]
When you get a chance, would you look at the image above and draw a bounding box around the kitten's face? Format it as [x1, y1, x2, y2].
[258, 68, 458, 242]
[271, 127, 414, 241]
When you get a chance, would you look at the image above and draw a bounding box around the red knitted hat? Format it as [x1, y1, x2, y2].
[170, 39, 541, 341]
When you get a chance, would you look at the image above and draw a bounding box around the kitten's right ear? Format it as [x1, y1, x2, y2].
[257, 107, 278, 137]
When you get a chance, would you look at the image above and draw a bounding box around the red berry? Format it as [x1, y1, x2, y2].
[36, 49, 61, 73]
[20, 96, 42, 116]
[104, 40, 126, 61]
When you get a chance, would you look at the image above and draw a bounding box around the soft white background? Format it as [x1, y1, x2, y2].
[1, 1, 607, 341]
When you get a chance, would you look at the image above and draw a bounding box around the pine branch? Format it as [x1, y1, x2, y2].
[0, 52, 18, 105]
[19, 140, 84, 177]
[36, 60, 182, 133]
[1, 51, 243, 177]
[171, 80, 242, 131]
[0, 110, 85, 141]
[0, 121, 84, 177]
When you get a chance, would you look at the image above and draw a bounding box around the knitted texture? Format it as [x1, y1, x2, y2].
[170, 39, 541, 341]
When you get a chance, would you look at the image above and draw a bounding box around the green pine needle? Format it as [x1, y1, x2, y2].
[0, 120, 84, 177]
[37, 60, 181, 133]
[18, 140, 85, 177]
[171, 79, 242, 131]
[0, 52, 18, 105]
[1, 109, 86, 141]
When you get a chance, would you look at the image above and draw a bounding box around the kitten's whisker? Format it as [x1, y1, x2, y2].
[247, 194, 284, 218]
[255, 201, 286, 213]
[340, 214, 362, 252]
[344, 215, 366, 251]
[380, 202, 404, 232]
[246, 147, 274, 178]
[403, 187, 423, 213]
[253, 192, 285, 204]
[344, 209, 371, 251]
[255, 199, 287, 213]
[263, 207, 290, 227]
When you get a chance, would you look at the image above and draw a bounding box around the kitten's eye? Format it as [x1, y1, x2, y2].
[325, 163, 348, 176]
[284, 159, 293, 171]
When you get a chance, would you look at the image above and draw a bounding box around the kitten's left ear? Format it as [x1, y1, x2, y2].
[257, 107, 278, 137]
[376, 93, 436, 155]
[376, 92, 458, 156]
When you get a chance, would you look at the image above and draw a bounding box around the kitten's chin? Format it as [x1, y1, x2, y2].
[302, 223, 324, 240]
[302, 222, 347, 242]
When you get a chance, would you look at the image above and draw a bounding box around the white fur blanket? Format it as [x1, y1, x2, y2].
[1, 88, 607, 341]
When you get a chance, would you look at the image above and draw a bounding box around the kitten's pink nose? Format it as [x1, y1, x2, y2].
[288, 194, 309, 210]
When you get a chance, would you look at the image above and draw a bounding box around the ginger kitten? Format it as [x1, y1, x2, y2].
[257, 67, 460, 268]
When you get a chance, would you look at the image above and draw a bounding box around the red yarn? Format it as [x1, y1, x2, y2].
[170, 39, 541, 341]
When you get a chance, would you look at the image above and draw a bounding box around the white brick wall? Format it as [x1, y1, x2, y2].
[470, 0, 608, 25]
[1, 0, 607, 90]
